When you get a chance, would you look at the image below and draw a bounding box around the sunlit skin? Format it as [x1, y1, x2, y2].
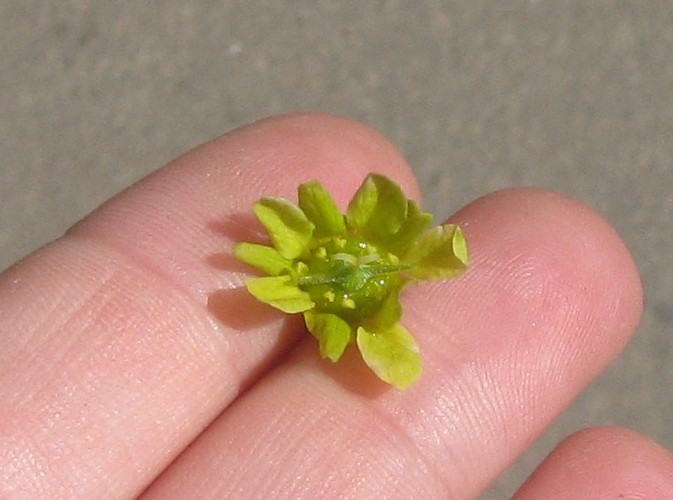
[1, 114, 672, 498]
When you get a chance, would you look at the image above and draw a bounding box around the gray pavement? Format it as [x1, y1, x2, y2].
[2, 2, 672, 497]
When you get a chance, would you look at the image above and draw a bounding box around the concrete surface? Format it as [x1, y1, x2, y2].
[1, 2, 672, 497]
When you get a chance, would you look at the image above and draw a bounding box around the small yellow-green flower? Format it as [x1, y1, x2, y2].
[235, 173, 468, 390]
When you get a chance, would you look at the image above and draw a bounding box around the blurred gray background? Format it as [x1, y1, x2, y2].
[2, 2, 672, 497]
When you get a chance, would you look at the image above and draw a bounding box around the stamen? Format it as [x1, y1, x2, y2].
[358, 253, 380, 264]
[331, 253, 357, 265]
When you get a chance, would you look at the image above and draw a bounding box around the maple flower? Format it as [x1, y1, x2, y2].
[235, 173, 468, 389]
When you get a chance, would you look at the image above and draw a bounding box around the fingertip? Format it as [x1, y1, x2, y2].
[0, 113, 423, 498]
[514, 426, 673, 499]
[68, 112, 422, 301]
[196, 112, 422, 206]
[416, 187, 643, 359]
[398, 188, 645, 494]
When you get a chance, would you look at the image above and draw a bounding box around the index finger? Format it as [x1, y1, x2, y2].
[0, 114, 419, 498]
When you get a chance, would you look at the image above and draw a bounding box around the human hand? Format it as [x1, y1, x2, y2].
[1, 114, 671, 499]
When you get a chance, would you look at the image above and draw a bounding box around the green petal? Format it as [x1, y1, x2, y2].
[298, 180, 346, 237]
[245, 275, 315, 313]
[388, 200, 434, 255]
[234, 242, 293, 276]
[304, 311, 352, 362]
[452, 226, 469, 265]
[253, 198, 315, 259]
[356, 323, 422, 390]
[367, 291, 403, 330]
[405, 224, 469, 280]
[346, 174, 407, 243]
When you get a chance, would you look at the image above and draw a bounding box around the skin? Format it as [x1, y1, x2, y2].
[0, 113, 671, 499]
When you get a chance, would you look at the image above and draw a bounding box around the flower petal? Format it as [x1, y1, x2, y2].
[298, 180, 346, 237]
[364, 290, 402, 330]
[388, 200, 434, 255]
[346, 174, 407, 243]
[253, 198, 314, 259]
[356, 323, 422, 390]
[404, 224, 469, 280]
[234, 242, 293, 276]
[245, 275, 315, 313]
[304, 311, 352, 362]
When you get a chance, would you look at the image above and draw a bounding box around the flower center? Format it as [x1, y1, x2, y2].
[295, 236, 407, 320]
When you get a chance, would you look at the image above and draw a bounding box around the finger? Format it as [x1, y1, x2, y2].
[514, 427, 673, 499]
[141, 188, 643, 499]
[0, 113, 419, 498]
